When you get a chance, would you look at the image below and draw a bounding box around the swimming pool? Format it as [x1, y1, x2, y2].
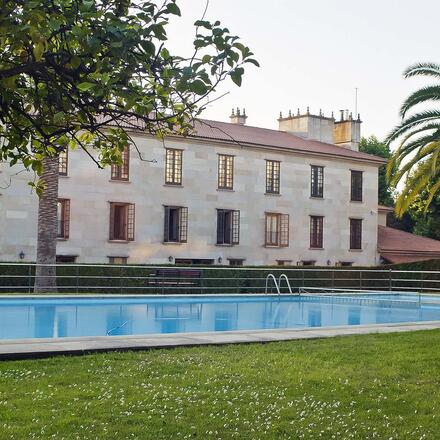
[1, 293, 440, 340]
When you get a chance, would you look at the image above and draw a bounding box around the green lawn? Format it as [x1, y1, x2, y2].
[1, 331, 440, 439]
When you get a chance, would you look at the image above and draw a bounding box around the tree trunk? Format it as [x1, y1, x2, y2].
[34, 155, 59, 293]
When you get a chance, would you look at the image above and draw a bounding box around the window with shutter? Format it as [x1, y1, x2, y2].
[217, 209, 240, 245]
[109, 202, 135, 241]
[310, 165, 324, 198]
[310, 216, 324, 248]
[265, 212, 289, 247]
[111, 146, 130, 181]
[351, 170, 363, 202]
[57, 199, 70, 239]
[164, 206, 188, 243]
[350, 218, 362, 250]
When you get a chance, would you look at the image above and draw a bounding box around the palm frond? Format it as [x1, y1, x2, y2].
[404, 62, 440, 79]
[386, 110, 440, 143]
[400, 85, 440, 117]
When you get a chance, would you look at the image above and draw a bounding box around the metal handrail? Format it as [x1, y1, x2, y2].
[265, 274, 281, 295]
[278, 274, 294, 295]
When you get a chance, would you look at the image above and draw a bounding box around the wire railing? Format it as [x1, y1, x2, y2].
[0, 263, 439, 295]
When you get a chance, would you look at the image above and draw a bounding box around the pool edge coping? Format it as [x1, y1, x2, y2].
[2, 320, 440, 361]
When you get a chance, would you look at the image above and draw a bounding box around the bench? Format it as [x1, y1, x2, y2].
[148, 268, 204, 294]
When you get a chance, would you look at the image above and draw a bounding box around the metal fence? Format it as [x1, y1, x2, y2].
[1, 263, 440, 294]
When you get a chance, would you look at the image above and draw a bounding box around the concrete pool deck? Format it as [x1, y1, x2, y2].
[2, 320, 440, 360]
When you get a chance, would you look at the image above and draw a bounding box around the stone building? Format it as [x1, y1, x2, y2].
[0, 109, 389, 266]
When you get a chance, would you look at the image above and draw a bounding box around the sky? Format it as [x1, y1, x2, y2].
[166, 0, 439, 141]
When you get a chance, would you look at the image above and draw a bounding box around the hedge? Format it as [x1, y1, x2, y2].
[1, 259, 439, 294]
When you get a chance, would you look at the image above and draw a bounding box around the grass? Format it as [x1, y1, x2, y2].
[0, 331, 440, 439]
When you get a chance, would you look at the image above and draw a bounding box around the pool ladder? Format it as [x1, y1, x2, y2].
[265, 273, 296, 295]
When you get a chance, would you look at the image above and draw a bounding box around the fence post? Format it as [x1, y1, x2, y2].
[28, 264, 32, 294]
[420, 272, 424, 293]
[389, 269, 392, 291]
[359, 270, 362, 290]
[331, 270, 335, 289]
[302, 270, 305, 288]
[119, 266, 123, 294]
[76, 265, 79, 294]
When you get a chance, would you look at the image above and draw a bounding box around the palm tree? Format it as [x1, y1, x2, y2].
[386, 62, 440, 216]
[34, 155, 60, 293]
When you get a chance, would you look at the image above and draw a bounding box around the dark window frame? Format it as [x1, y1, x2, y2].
[350, 218, 363, 250]
[218, 154, 234, 190]
[108, 256, 128, 265]
[310, 216, 324, 249]
[310, 165, 324, 198]
[164, 206, 188, 243]
[111, 146, 130, 181]
[228, 258, 245, 266]
[350, 170, 363, 202]
[265, 212, 289, 247]
[109, 202, 135, 241]
[165, 148, 183, 185]
[266, 160, 280, 194]
[216, 209, 240, 245]
[57, 198, 70, 239]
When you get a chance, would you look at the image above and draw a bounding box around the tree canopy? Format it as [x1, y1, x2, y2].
[0, 0, 258, 189]
[359, 135, 394, 206]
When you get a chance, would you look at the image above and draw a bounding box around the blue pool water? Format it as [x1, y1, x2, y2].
[1, 294, 440, 340]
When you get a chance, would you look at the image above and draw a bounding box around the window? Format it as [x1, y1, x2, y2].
[337, 261, 353, 267]
[266, 160, 280, 194]
[228, 258, 245, 266]
[56, 255, 77, 263]
[111, 146, 130, 181]
[218, 154, 234, 189]
[108, 256, 128, 265]
[59, 150, 68, 176]
[57, 199, 70, 239]
[109, 203, 135, 241]
[217, 209, 240, 245]
[164, 206, 188, 243]
[265, 213, 289, 247]
[350, 218, 362, 250]
[165, 148, 183, 185]
[299, 260, 316, 266]
[310, 165, 324, 198]
[351, 170, 363, 202]
[310, 216, 324, 248]
[276, 260, 292, 266]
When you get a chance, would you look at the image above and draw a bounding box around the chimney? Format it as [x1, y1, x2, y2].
[229, 107, 247, 125]
[278, 107, 335, 144]
[333, 111, 362, 151]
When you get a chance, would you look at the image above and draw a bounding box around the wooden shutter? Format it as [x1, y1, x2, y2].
[164, 206, 170, 242]
[279, 213, 289, 247]
[109, 203, 115, 240]
[217, 210, 225, 244]
[127, 204, 135, 241]
[179, 207, 188, 243]
[232, 210, 240, 245]
[64, 199, 70, 239]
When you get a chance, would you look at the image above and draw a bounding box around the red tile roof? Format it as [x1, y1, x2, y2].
[378, 225, 440, 264]
[103, 116, 386, 165]
[189, 119, 386, 165]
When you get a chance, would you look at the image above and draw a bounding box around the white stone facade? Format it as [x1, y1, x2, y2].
[0, 118, 382, 266]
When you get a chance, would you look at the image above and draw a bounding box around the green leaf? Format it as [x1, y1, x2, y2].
[77, 82, 95, 92]
[167, 2, 181, 16]
[230, 67, 244, 87]
[189, 80, 208, 95]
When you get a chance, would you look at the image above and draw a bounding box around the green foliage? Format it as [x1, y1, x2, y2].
[0, 0, 258, 174]
[359, 135, 394, 206]
[386, 62, 440, 216]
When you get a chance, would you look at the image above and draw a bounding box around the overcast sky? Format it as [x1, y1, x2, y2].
[167, 0, 438, 141]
